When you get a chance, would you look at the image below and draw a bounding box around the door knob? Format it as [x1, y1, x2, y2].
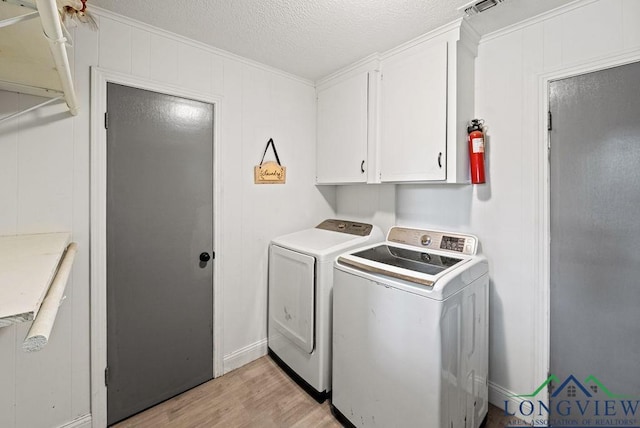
[199, 252, 211, 262]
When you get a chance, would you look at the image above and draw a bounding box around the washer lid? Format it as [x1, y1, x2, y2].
[352, 245, 464, 276]
[338, 243, 469, 288]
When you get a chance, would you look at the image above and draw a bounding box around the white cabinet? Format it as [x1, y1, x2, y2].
[315, 20, 478, 185]
[379, 41, 448, 182]
[378, 21, 479, 183]
[316, 67, 372, 184]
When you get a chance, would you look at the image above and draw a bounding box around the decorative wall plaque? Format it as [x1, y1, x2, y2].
[254, 138, 286, 184]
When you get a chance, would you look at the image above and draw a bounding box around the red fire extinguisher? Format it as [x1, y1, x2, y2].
[467, 119, 486, 184]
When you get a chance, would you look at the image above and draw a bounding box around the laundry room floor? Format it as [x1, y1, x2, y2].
[114, 356, 521, 427]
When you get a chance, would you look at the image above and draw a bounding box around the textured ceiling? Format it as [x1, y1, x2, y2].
[89, 0, 573, 81]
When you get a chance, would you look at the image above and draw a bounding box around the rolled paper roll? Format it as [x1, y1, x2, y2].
[22, 242, 78, 352]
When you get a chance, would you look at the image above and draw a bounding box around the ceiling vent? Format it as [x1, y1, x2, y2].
[459, 0, 506, 17]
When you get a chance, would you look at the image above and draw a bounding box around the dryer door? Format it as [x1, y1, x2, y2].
[268, 245, 315, 353]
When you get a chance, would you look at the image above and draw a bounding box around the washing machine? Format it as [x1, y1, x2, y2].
[332, 226, 489, 428]
[268, 219, 383, 400]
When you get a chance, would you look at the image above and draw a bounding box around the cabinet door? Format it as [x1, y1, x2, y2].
[380, 41, 447, 182]
[317, 72, 368, 184]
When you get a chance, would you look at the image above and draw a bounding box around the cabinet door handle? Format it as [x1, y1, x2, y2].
[361, 160, 365, 173]
[437, 152, 442, 168]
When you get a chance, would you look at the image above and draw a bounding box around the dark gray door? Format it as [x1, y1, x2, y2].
[550, 62, 640, 422]
[106, 83, 214, 425]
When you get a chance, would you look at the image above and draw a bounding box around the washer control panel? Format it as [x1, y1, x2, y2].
[388, 227, 477, 255]
[316, 219, 373, 236]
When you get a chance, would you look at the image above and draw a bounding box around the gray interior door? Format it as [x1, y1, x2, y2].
[550, 62, 640, 423]
[106, 83, 214, 425]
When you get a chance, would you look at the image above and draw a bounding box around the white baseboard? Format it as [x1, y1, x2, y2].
[223, 338, 268, 374]
[56, 414, 91, 428]
[489, 381, 533, 425]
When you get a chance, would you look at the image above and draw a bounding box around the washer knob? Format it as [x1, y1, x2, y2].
[421, 235, 432, 246]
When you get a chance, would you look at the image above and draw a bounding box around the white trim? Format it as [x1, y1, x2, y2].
[479, 0, 597, 44]
[55, 414, 91, 428]
[89, 6, 313, 87]
[315, 54, 380, 90]
[315, 19, 479, 86]
[380, 18, 463, 60]
[488, 381, 533, 425]
[223, 338, 268, 375]
[90, 67, 224, 428]
[534, 48, 640, 418]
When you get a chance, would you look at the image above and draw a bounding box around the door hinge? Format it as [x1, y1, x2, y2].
[212, 251, 215, 260]
[547, 111, 552, 131]
[104, 366, 109, 387]
[104, 112, 109, 130]
[547, 371, 553, 395]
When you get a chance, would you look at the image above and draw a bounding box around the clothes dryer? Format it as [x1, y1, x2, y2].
[268, 219, 383, 400]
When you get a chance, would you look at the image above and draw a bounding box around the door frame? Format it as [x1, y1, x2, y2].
[535, 50, 640, 411]
[89, 67, 223, 427]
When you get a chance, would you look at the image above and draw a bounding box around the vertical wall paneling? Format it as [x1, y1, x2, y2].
[0, 94, 78, 428]
[0, 91, 19, 234]
[0, 324, 16, 427]
[211, 54, 225, 95]
[2, 5, 334, 427]
[71, 22, 98, 420]
[520, 22, 545, 392]
[131, 27, 151, 78]
[622, 0, 640, 49]
[98, 17, 132, 73]
[237, 64, 270, 358]
[16, 98, 74, 234]
[542, 15, 563, 72]
[14, 299, 72, 427]
[149, 33, 179, 84]
[335, 184, 396, 235]
[392, 0, 635, 411]
[219, 63, 335, 371]
[560, 0, 623, 66]
[4, 1, 636, 426]
[220, 57, 244, 367]
[178, 44, 213, 94]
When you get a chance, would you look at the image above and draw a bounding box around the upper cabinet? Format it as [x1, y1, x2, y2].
[316, 60, 377, 184]
[315, 19, 479, 185]
[379, 40, 448, 182]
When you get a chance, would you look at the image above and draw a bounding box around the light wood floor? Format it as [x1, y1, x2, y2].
[114, 356, 521, 427]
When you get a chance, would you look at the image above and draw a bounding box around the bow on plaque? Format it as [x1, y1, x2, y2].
[254, 138, 286, 184]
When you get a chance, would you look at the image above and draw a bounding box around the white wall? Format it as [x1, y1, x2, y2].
[0, 55, 91, 428]
[3, 1, 639, 426]
[0, 8, 334, 428]
[393, 0, 640, 405]
[334, 184, 396, 235]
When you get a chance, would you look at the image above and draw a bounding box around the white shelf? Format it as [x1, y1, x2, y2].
[0, 0, 79, 119]
[0, 232, 71, 327]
